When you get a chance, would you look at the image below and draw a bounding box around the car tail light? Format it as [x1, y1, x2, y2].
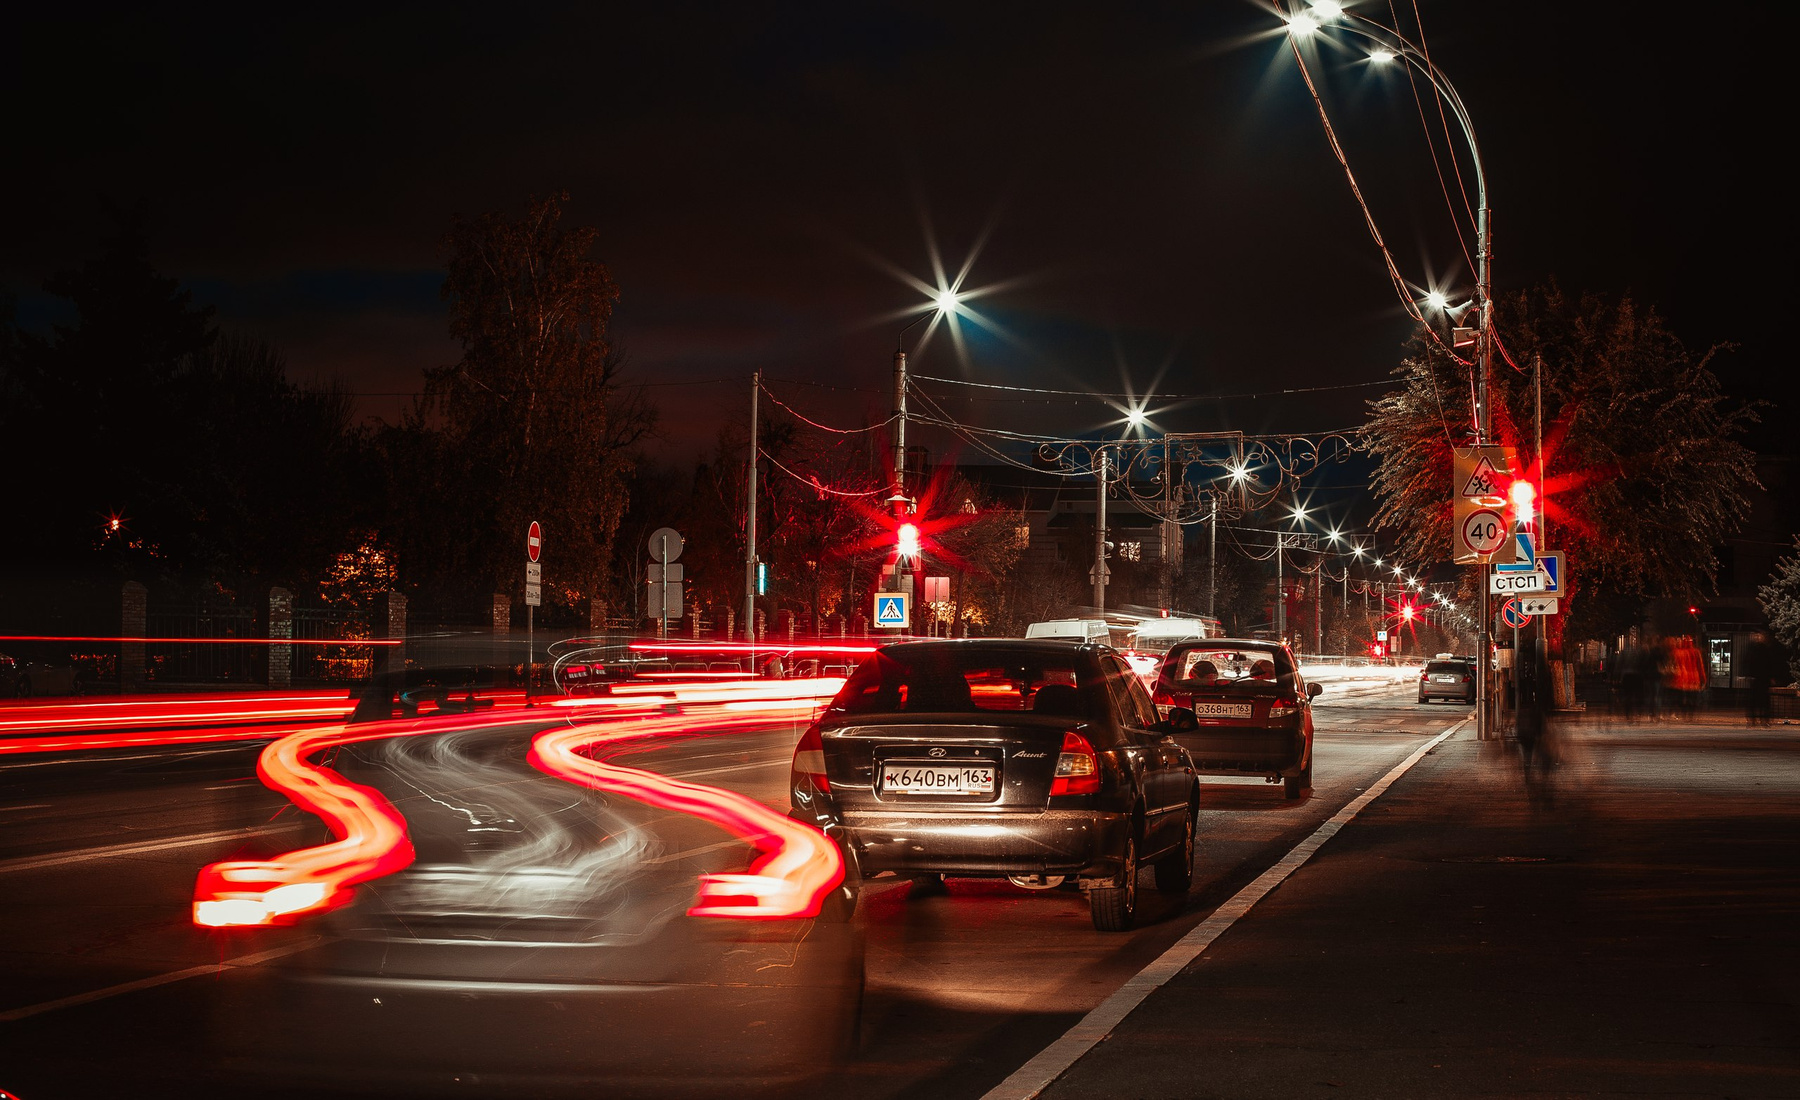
[1051, 730, 1100, 795]
[1153, 687, 1175, 706]
[1462, 674, 1471, 683]
[791, 721, 829, 792]
[1268, 697, 1299, 720]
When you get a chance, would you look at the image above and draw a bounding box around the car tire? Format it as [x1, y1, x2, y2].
[1284, 757, 1313, 800]
[1154, 800, 1197, 896]
[1087, 833, 1139, 932]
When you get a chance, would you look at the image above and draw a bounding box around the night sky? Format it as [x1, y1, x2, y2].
[5, 2, 1784, 473]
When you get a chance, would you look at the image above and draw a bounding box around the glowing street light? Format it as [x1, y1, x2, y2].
[1368, 47, 1395, 64]
[1287, 12, 1320, 37]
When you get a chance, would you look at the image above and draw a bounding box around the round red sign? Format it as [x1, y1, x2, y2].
[527, 520, 542, 562]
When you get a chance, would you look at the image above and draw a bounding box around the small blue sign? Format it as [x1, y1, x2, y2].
[1537, 552, 1561, 594]
[1496, 532, 1537, 573]
[874, 593, 909, 628]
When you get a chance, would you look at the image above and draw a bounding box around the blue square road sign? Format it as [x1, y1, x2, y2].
[874, 593, 910, 628]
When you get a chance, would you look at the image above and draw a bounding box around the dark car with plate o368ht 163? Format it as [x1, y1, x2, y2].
[1151, 639, 1319, 799]
[790, 639, 1201, 932]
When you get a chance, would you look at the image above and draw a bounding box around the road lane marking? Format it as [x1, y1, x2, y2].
[0, 938, 323, 1023]
[0, 825, 293, 874]
[982, 718, 1468, 1100]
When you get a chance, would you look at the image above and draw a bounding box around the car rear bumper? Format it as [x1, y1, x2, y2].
[1173, 728, 1308, 777]
[1420, 684, 1474, 701]
[841, 807, 1129, 878]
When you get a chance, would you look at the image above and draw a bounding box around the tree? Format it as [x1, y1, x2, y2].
[1361, 285, 1759, 642]
[405, 193, 652, 616]
[1759, 537, 1800, 683]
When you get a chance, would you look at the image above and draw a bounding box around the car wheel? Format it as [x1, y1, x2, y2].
[1154, 800, 1197, 896]
[1284, 757, 1313, 800]
[1087, 833, 1139, 932]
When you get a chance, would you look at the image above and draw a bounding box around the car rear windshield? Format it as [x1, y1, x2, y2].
[1425, 661, 1469, 674]
[1163, 647, 1295, 690]
[829, 647, 1103, 719]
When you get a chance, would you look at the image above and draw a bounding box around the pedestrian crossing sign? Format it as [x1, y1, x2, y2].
[874, 592, 909, 628]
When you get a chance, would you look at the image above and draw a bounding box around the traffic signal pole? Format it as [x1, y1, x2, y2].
[1093, 450, 1108, 616]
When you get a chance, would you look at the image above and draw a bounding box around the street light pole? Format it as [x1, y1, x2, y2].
[1093, 449, 1109, 616]
[1296, 9, 1496, 735]
[745, 370, 759, 643]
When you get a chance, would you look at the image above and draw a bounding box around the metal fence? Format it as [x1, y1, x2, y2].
[145, 603, 260, 685]
[292, 606, 376, 683]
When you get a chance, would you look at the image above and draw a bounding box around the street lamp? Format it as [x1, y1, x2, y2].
[1285, 4, 1498, 735]
[887, 289, 962, 632]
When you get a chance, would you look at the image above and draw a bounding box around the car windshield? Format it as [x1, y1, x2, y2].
[829, 646, 1103, 719]
[1426, 661, 1468, 674]
[1164, 646, 1294, 690]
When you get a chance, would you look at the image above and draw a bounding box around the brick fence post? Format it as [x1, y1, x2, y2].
[754, 609, 766, 641]
[268, 587, 293, 688]
[724, 609, 736, 640]
[121, 581, 147, 691]
[377, 590, 406, 675]
[492, 594, 511, 671]
[589, 599, 608, 637]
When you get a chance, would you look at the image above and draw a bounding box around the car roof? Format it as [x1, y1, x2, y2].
[879, 638, 1111, 658]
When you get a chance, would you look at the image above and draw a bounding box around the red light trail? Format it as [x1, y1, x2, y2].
[192, 678, 847, 927]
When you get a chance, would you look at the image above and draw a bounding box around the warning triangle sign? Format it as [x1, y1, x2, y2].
[1460, 456, 1508, 500]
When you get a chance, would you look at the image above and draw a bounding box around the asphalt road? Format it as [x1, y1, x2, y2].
[0, 680, 1458, 1098]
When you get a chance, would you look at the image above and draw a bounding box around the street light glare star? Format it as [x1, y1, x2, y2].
[1368, 47, 1395, 64]
[1126, 407, 1146, 428]
[1425, 290, 1449, 310]
[1288, 12, 1320, 37]
[1310, 0, 1344, 20]
[934, 287, 961, 314]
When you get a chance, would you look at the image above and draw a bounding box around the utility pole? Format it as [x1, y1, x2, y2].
[1275, 535, 1286, 644]
[744, 370, 760, 643]
[1207, 494, 1218, 619]
[1093, 450, 1109, 615]
[1313, 564, 1322, 656]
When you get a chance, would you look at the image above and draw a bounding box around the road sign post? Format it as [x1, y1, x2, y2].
[649, 528, 685, 641]
[524, 521, 543, 689]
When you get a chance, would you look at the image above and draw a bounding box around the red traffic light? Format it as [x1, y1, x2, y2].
[1401, 603, 1416, 622]
[896, 522, 921, 558]
[1508, 478, 1536, 526]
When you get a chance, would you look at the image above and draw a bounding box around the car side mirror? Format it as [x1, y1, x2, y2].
[1307, 682, 1323, 699]
[1158, 707, 1198, 733]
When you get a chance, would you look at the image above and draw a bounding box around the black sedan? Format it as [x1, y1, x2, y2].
[789, 639, 1200, 932]
[1151, 639, 1319, 799]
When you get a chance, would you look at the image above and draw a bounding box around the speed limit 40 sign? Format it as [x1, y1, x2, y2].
[1458, 507, 1507, 559]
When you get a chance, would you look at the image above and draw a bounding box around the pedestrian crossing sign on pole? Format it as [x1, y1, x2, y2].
[873, 592, 909, 629]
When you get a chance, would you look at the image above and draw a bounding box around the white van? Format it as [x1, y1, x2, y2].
[1125, 617, 1217, 656]
[1024, 619, 1111, 644]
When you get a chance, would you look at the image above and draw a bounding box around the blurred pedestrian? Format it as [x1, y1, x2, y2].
[1744, 631, 1776, 728]
[1617, 640, 1642, 723]
[1516, 634, 1558, 803]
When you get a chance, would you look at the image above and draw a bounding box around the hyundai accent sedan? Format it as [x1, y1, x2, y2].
[1151, 639, 1319, 799]
[789, 639, 1200, 931]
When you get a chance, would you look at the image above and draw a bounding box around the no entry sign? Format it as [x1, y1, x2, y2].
[527, 520, 542, 563]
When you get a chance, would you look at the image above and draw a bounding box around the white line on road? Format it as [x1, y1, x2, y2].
[0, 938, 322, 1023]
[981, 718, 1468, 1100]
[0, 825, 292, 874]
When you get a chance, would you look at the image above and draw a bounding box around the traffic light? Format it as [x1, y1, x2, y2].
[756, 561, 768, 595]
[1370, 642, 1385, 659]
[1401, 603, 1416, 622]
[896, 522, 921, 559]
[1508, 477, 1536, 527]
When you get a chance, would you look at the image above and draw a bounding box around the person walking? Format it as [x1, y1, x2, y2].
[1744, 631, 1777, 728]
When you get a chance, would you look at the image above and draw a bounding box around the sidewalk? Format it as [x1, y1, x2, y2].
[1035, 720, 1800, 1099]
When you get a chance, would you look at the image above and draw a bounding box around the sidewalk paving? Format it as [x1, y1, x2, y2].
[1036, 720, 1800, 1099]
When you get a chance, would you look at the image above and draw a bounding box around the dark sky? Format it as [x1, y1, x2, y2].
[5, 2, 1784, 476]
